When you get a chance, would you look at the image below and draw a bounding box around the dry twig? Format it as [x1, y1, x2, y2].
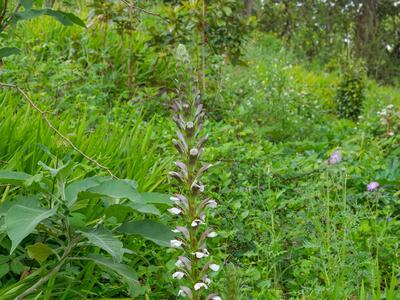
[120, 0, 169, 23]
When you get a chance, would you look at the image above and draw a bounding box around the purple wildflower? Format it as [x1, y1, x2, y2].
[367, 181, 380, 191]
[327, 150, 341, 165]
[387, 216, 393, 222]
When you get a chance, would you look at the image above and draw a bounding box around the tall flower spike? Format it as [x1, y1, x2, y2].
[169, 63, 220, 300]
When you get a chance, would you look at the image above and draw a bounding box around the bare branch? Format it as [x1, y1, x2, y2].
[120, 0, 169, 23]
[0, 82, 117, 179]
[15, 239, 77, 300]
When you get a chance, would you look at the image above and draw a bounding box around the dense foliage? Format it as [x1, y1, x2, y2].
[0, 0, 399, 299]
[257, 0, 400, 84]
[335, 59, 366, 121]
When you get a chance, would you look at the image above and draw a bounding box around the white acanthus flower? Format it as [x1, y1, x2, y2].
[207, 199, 218, 208]
[193, 248, 209, 258]
[207, 231, 218, 238]
[209, 264, 220, 272]
[203, 276, 211, 285]
[170, 196, 179, 202]
[194, 282, 208, 290]
[190, 148, 199, 156]
[191, 181, 205, 192]
[194, 251, 207, 258]
[168, 207, 182, 215]
[175, 259, 184, 267]
[172, 271, 185, 279]
[191, 219, 205, 227]
[178, 286, 192, 298]
[170, 239, 183, 248]
[211, 296, 222, 300]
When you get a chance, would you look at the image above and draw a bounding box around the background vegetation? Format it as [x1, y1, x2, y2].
[0, 0, 399, 299]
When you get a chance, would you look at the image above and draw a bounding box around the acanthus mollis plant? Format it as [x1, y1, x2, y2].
[168, 47, 221, 300]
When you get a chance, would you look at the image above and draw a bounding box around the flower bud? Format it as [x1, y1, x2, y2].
[190, 148, 199, 156]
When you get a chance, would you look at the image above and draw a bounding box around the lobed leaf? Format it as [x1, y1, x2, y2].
[5, 205, 56, 253]
[80, 227, 124, 263]
[117, 220, 174, 247]
[0, 170, 31, 185]
[26, 242, 53, 263]
[88, 254, 138, 283]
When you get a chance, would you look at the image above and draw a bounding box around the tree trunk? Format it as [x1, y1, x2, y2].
[355, 0, 378, 58]
[244, 0, 254, 17]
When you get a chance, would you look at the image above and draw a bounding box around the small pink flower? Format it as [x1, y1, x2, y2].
[327, 150, 341, 165]
[367, 181, 380, 191]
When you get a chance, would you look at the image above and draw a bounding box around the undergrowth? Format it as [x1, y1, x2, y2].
[0, 9, 399, 299]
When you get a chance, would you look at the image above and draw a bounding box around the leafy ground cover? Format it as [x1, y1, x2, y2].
[0, 7, 399, 299]
[204, 35, 400, 299]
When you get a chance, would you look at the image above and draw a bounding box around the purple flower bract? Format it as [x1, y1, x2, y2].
[367, 181, 380, 191]
[328, 150, 342, 165]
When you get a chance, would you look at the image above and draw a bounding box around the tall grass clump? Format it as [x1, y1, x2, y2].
[0, 91, 170, 191]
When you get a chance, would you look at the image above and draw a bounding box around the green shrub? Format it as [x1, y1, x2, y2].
[335, 61, 366, 121]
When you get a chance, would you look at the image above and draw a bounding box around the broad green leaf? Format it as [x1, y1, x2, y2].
[222, 6, 232, 16]
[88, 254, 138, 283]
[14, 9, 85, 27]
[19, 0, 33, 9]
[45, 10, 86, 27]
[26, 242, 53, 263]
[0, 196, 40, 218]
[0, 170, 31, 185]
[127, 203, 160, 216]
[117, 220, 174, 247]
[0, 47, 20, 58]
[141, 193, 173, 206]
[10, 259, 26, 274]
[14, 8, 45, 20]
[80, 227, 124, 263]
[60, 11, 86, 27]
[24, 173, 43, 186]
[0, 255, 8, 264]
[65, 176, 107, 207]
[68, 212, 86, 229]
[5, 205, 56, 253]
[0, 220, 5, 234]
[38, 161, 72, 178]
[106, 204, 132, 223]
[106, 202, 160, 224]
[0, 264, 9, 279]
[87, 179, 142, 203]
